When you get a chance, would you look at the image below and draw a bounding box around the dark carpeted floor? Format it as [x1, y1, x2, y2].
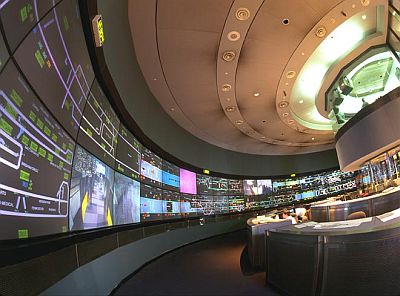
[113, 230, 282, 296]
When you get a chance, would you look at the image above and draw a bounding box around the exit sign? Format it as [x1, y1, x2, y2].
[92, 15, 104, 47]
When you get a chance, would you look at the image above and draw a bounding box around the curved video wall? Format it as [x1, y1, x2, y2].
[0, 0, 357, 240]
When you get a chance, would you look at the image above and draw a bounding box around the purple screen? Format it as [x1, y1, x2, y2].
[180, 169, 197, 194]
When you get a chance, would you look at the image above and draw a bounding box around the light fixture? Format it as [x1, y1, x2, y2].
[311, 137, 315, 140]
[222, 50, 236, 62]
[153, 77, 158, 81]
[288, 119, 294, 124]
[224, 72, 229, 75]
[254, 92, 260, 97]
[282, 112, 289, 117]
[282, 19, 290, 25]
[286, 71, 296, 78]
[315, 26, 327, 38]
[361, 0, 370, 7]
[361, 14, 367, 20]
[301, 52, 305, 56]
[299, 100, 304, 104]
[226, 98, 231, 102]
[227, 31, 241, 41]
[170, 108, 175, 111]
[279, 101, 289, 108]
[260, 136, 266, 140]
[222, 84, 231, 92]
[235, 8, 250, 21]
[235, 119, 243, 125]
[226, 106, 236, 112]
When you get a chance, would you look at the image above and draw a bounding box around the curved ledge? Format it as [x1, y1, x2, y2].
[335, 87, 400, 171]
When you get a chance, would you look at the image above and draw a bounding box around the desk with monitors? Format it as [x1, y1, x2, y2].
[265, 207, 400, 296]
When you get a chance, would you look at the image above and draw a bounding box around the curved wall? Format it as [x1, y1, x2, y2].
[97, 0, 339, 177]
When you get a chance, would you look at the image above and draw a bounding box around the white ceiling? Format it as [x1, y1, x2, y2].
[127, 0, 386, 155]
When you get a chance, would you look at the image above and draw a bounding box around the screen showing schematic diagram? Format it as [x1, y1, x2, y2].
[140, 183, 163, 221]
[0, 61, 74, 239]
[162, 190, 181, 219]
[115, 124, 141, 180]
[13, 0, 94, 139]
[140, 147, 162, 187]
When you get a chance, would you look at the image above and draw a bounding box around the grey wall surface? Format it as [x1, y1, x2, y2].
[43, 219, 245, 296]
[96, 0, 339, 176]
[336, 95, 400, 171]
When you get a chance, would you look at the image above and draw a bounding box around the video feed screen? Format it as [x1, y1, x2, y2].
[69, 146, 115, 231]
[78, 80, 120, 168]
[213, 196, 229, 214]
[197, 195, 214, 216]
[0, 61, 74, 239]
[243, 180, 257, 196]
[257, 179, 272, 195]
[162, 160, 179, 192]
[0, 31, 9, 72]
[228, 179, 243, 195]
[162, 190, 181, 219]
[113, 172, 140, 225]
[140, 183, 163, 222]
[14, 0, 94, 138]
[115, 124, 141, 180]
[140, 147, 162, 187]
[196, 174, 213, 195]
[180, 168, 196, 194]
[228, 196, 245, 213]
[180, 193, 198, 217]
[0, 0, 61, 52]
[211, 177, 228, 195]
[245, 195, 267, 210]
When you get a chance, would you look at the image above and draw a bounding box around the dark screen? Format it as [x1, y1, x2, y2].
[77, 79, 120, 167]
[115, 124, 141, 180]
[140, 183, 163, 221]
[162, 190, 180, 219]
[0, 60, 74, 239]
[140, 147, 162, 187]
[196, 174, 213, 195]
[69, 145, 115, 230]
[14, 0, 94, 138]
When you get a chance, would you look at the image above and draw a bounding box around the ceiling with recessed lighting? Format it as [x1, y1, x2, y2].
[127, 0, 391, 155]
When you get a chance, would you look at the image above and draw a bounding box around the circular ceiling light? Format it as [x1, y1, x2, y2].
[288, 119, 294, 124]
[311, 137, 315, 141]
[282, 18, 290, 25]
[361, 0, 370, 6]
[222, 50, 236, 62]
[235, 8, 250, 21]
[279, 101, 289, 108]
[282, 112, 289, 117]
[315, 26, 327, 38]
[299, 99, 304, 104]
[235, 119, 243, 125]
[286, 70, 296, 79]
[170, 108, 175, 111]
[253, 92, 260, 97]
[226, 97, 231, 102]
[225, 106, 236, 112]
[260, 136, 266, 140]
[227, 31, 241, 41]
[221, 84, 232, 92]
[361, 14, 367, 20]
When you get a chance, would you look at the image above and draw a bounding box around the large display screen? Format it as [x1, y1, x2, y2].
[243, 179, 258, 195]
[257, 179, 272, 195]
[162, 160, 180, 192]
[211, 177, 228, 195]
[213, 196, 229, 214]
[14, 0, 94, 138]
[162, 190, 181, 219]
[78, 79, 120, 167]
[180, 168, 197, 194]
[180, 193, 198, 217]
[228, 196, 245, 212]
[69, 146, 114, 231]
[140, 147, 162, 187]
[228, 179, 243, 195]
[197, 195, 214, 215]
[115, 124, 141, 180]
[113, 172, 140, 225]
[140, 183, 163, 221]
[0, 61, 74, 239]
[1, 0, 61, 52]
[196, 174, 213, 195]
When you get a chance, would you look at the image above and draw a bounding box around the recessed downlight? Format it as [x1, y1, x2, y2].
[260, 136, 266, 140]
[235, 8, 250, 20]
[311, 137, 315, 141]
[282, 18, 290, 25]
[227, 31, 241, 41]
[315, 26, 327, 38]
[235, 119, 243, 125]
[286, 70, 296, 78]
[361, 0, 370, 7]
[279, 101, 289, 108]
[282, 112, 289, 117]
[226, 98, 231, 102]
[262, 120, 267, 123]
[222, 50, 236, 62]
[288, 119, 294, 124]
[299, 100, 304, 104]
[225, 106, 236, 112]
[361, 14, 367, 20]
[170, 108, 175, 111]
[254, 92, 260, 97]
[222, 84, 232, 92]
